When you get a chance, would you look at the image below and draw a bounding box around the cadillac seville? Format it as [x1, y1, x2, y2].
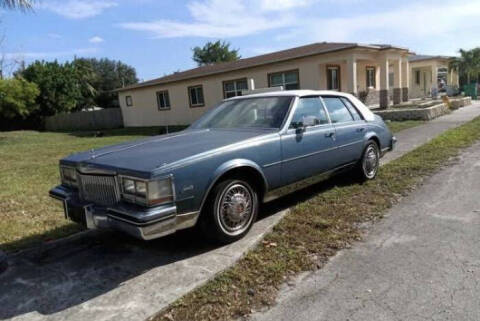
[49, 90, 396, 243]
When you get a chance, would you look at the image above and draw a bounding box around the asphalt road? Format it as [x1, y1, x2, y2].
[251, 142, 480, 321]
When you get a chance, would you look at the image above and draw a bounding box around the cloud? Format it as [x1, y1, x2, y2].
[280, 0, 480, 54]
[41, 0, 117, 19]
[47, 33, 62, 39]
[4, 48, 99, 60]
[89, 36, 104, 43]
[118, 0, 296, 38]
[259, 0, 315, 11]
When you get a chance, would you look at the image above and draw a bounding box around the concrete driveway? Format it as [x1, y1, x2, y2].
[1, 103, 480, 321]
[251, 142, 480, 321]
[0, 206, 288, 321]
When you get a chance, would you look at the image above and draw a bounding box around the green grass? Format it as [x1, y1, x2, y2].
[154, 116, 480, 321]
[0, 121, 424, 252]
[0, 126, 186, 252]
[387, 120, 425, 133]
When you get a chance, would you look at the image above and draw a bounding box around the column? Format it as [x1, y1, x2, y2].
[393, 59, 402, 105]
[401, 57, 409, 102]
[346, 56, 357, 95]
[379, 57, 389, 109]
[431, 62, 438, 98]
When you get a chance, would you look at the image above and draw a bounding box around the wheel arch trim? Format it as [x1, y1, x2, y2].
[198, 159, 268, 215]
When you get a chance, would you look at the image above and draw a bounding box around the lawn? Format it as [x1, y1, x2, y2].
[0, 126, 186, 252]
[0, 121, 418, 252]
[386, 120, 424, 133]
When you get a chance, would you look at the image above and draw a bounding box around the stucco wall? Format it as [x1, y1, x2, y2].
[409, 59, 458, 99]
[119, 49, 404, 127]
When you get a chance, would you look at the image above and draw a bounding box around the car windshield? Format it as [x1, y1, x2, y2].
[190, 96, 293, 130]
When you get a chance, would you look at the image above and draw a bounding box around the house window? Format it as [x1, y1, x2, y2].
[223, 78, 248, 98]
[326, 66, 340, 90]
[415, 70, 421, 85]
[366, 67, 376, 88]
[188, 85, 205, 107]
[156, 90, 170, 110]
[125, 95, 133, 107]
[268, 70, 299, 90]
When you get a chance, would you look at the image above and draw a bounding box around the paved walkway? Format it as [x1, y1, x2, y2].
[251, 138, 480, 321]
[1, 103, 479, 321]
[382, 102, 480, 164]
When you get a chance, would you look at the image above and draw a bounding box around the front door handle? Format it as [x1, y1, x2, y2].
[356, 127, 365, 132]
[325, 132, 335, 138]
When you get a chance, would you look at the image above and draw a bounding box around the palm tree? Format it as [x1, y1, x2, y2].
[0, 0, 35, 11]
[450, 48, 480, 85]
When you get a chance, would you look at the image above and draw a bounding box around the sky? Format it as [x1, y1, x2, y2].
[2, 0, 480, 81]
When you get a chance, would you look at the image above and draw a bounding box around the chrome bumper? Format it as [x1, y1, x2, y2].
[391, 136, 397, 150]
[49, 185, 199, 240]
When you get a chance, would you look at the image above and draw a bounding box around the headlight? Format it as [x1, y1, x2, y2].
[120, 176, 174, 206]
[147, 178, 174, 205]
[60, 166, 77, 187]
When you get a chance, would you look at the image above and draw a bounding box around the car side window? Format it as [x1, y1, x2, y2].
[340, 97, 363, 121]
[322, 96, 354, 123]
[289, 97, 329, 128]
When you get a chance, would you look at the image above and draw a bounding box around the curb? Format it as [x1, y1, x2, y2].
[0, 250, 7, 274]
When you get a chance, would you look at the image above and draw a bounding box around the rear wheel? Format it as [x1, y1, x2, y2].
[357, 140, 380, 181]
[200, 179, 258, 244]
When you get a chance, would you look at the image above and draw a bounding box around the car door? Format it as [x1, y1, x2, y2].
[321, 95, 366, 166]
[280, 96, 337, 186]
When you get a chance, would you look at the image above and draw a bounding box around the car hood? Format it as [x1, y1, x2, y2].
[62, 128, 275, 177]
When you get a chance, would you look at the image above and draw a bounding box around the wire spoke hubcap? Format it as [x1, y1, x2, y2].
[218, 184, 254, 235]
[363, 145, 379, 178]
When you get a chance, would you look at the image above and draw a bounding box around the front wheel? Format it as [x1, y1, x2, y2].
[357, 140, 380, 181]
[200, 179, 259, 244]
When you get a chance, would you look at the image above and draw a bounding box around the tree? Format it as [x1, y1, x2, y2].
[192, 40, 240, 66]
[0, 77, 39, 118]
[450, 48, 480, 85]
[0, 0, 35, 11]
[74, 58, 138, 108]
[19, 60, 82, 116]
[72, 58, 96, 109]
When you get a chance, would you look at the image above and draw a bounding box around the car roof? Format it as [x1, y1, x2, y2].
[227, 90, 353, 100]
[226, 89, 376, 122]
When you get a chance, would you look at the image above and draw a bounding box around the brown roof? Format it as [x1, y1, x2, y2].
[117, 42, 408, 92]
[408, 54, 454, 62]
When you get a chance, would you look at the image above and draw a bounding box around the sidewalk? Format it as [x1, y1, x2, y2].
[1, 103, 479, 321]
[382, 102, 480, 164]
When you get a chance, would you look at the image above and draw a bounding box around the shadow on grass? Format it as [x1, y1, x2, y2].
[0, 171, 359, 319]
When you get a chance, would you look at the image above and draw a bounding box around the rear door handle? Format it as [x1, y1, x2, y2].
[325, 132, 335, 138]
[356, 127, 365, 132]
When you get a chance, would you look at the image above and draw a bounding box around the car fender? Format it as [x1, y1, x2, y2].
[363, 130, 381, 148]
[199, 159, 268, 213]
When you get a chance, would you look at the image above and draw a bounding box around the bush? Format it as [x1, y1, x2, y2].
[0, 77, 39, 119]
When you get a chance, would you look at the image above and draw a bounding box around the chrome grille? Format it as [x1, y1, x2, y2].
[78, 174, 120, 206]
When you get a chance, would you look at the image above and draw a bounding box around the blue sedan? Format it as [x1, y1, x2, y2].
[50, 90, 396, 243]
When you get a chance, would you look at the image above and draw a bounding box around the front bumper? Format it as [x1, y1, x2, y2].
[49, 185, 199, 240]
